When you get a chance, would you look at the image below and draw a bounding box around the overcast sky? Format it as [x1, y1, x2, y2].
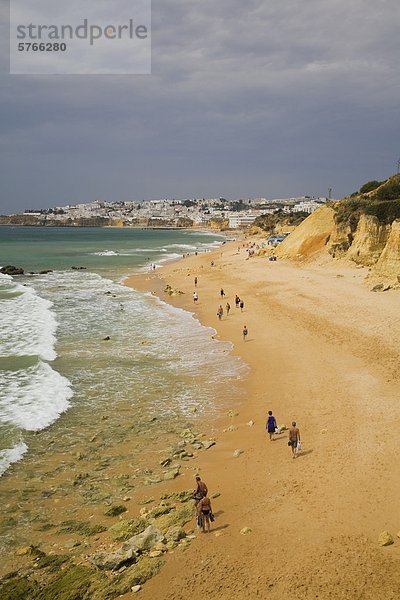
[1, 0, 400, 214]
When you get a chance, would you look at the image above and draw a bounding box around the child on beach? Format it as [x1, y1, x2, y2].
[242, 325, 248, 341]
[266, 410, 277, 441]
[193, 291, 198, 303]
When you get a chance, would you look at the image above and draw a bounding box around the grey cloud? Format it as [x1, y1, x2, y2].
[1, 0, 400, 212]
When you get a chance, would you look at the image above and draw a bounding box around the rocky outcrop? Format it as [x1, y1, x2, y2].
[378, 531, 394, 546]
[92, 547, 137, 571]
[121, 525, 164, 553]
[0, 265, 24, 275]
[372, 220, 400, 281]
[275, 201, 400, 284]
[347, 215, 390, 266]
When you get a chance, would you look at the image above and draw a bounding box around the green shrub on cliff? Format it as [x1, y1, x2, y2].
[365, 199, 400, 223]
[373, 177, 400, 202]
[335, 174, 400, 230]
[253, 211, 308, 233]
[359, 180, 384, 194]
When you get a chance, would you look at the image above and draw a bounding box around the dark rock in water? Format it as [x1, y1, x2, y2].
[0, 265, 24, 275]
[71, 266, 87, 270]
[103, 336, 111, 341]
[39, 270, 53, 275]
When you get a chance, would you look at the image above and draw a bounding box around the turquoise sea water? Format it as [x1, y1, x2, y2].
[0, 227, 245, 476]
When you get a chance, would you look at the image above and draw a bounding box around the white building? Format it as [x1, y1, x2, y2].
[292, 200, 323, 214]
[228, 213, 259, 228]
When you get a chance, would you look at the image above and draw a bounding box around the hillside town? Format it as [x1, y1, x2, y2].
[16, 195, 331, 228]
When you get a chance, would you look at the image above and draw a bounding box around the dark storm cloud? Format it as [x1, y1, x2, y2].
[1, 0, 400, 212]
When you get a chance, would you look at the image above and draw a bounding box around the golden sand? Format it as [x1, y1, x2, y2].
[124, 239, 400, 600]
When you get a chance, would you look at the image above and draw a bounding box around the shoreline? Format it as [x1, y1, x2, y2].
[1, 235, 400, 598]
[124, 240, 400, 599]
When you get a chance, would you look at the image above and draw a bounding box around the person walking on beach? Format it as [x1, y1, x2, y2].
[240, 299, 244, 312]
[197, 495, 213, 533]
[242, 325, 248, 341]
[226, 302, 231, 316]
[235, 295, 240, 309]
[217, 305, 224, 320]
[220, 288, 225, 299]
[193, 475, 208, 507]
[288, 421, 301, 458]
[266, 410, 277, 441]
[194, 277, 198, 287]
[193, 291, 198, 304]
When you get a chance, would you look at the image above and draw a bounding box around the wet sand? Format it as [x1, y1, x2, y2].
[124, 239, 400, 600]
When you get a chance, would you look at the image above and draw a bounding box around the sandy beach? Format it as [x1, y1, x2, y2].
[124, 239, 400, 600]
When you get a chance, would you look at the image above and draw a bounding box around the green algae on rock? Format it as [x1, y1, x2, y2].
[109, 517, 148, 541]
[59, 520, 107, 536]
[104, 504, 128, 517]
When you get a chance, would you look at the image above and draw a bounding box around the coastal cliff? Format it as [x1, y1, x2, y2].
[276, 175, 400, 284]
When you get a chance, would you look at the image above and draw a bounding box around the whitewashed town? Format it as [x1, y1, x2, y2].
[19, 195, 331, 228]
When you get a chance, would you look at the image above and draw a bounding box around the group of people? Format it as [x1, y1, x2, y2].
[235, 295, 245, 311]
[193, 475, 213, 533]
[267, 411, 302, 458]
[192, 281, 249, 342]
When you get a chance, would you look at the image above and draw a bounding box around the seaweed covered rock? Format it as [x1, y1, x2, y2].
[104, 504, 127, 517]
[121, 525, 164, 553]
[16, 565, 116, 600]
[0, 575, 41, 599]
[165, 526, 186, 542]
[109, 517, 147, 541]
[114, 556, 163, 594]
[91, 547, 137, 571]
[152, 502, 194, 532]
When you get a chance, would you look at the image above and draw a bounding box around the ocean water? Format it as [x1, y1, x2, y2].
[0, 227, 245, 476]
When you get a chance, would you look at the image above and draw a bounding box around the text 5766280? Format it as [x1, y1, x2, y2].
[18, 43, 67, 52]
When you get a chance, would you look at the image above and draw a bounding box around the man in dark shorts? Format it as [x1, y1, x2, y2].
[288, 421, 301, 458]
[193, 475, 208, 507]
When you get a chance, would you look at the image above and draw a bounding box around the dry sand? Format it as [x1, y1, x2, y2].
[125, 239, 400, 600]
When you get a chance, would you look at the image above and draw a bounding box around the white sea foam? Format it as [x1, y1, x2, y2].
[0, 277, 57, 361]
[0, 361, 73, 431]
[90, 250, 120, 256]
[0, 442, 28, 476]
